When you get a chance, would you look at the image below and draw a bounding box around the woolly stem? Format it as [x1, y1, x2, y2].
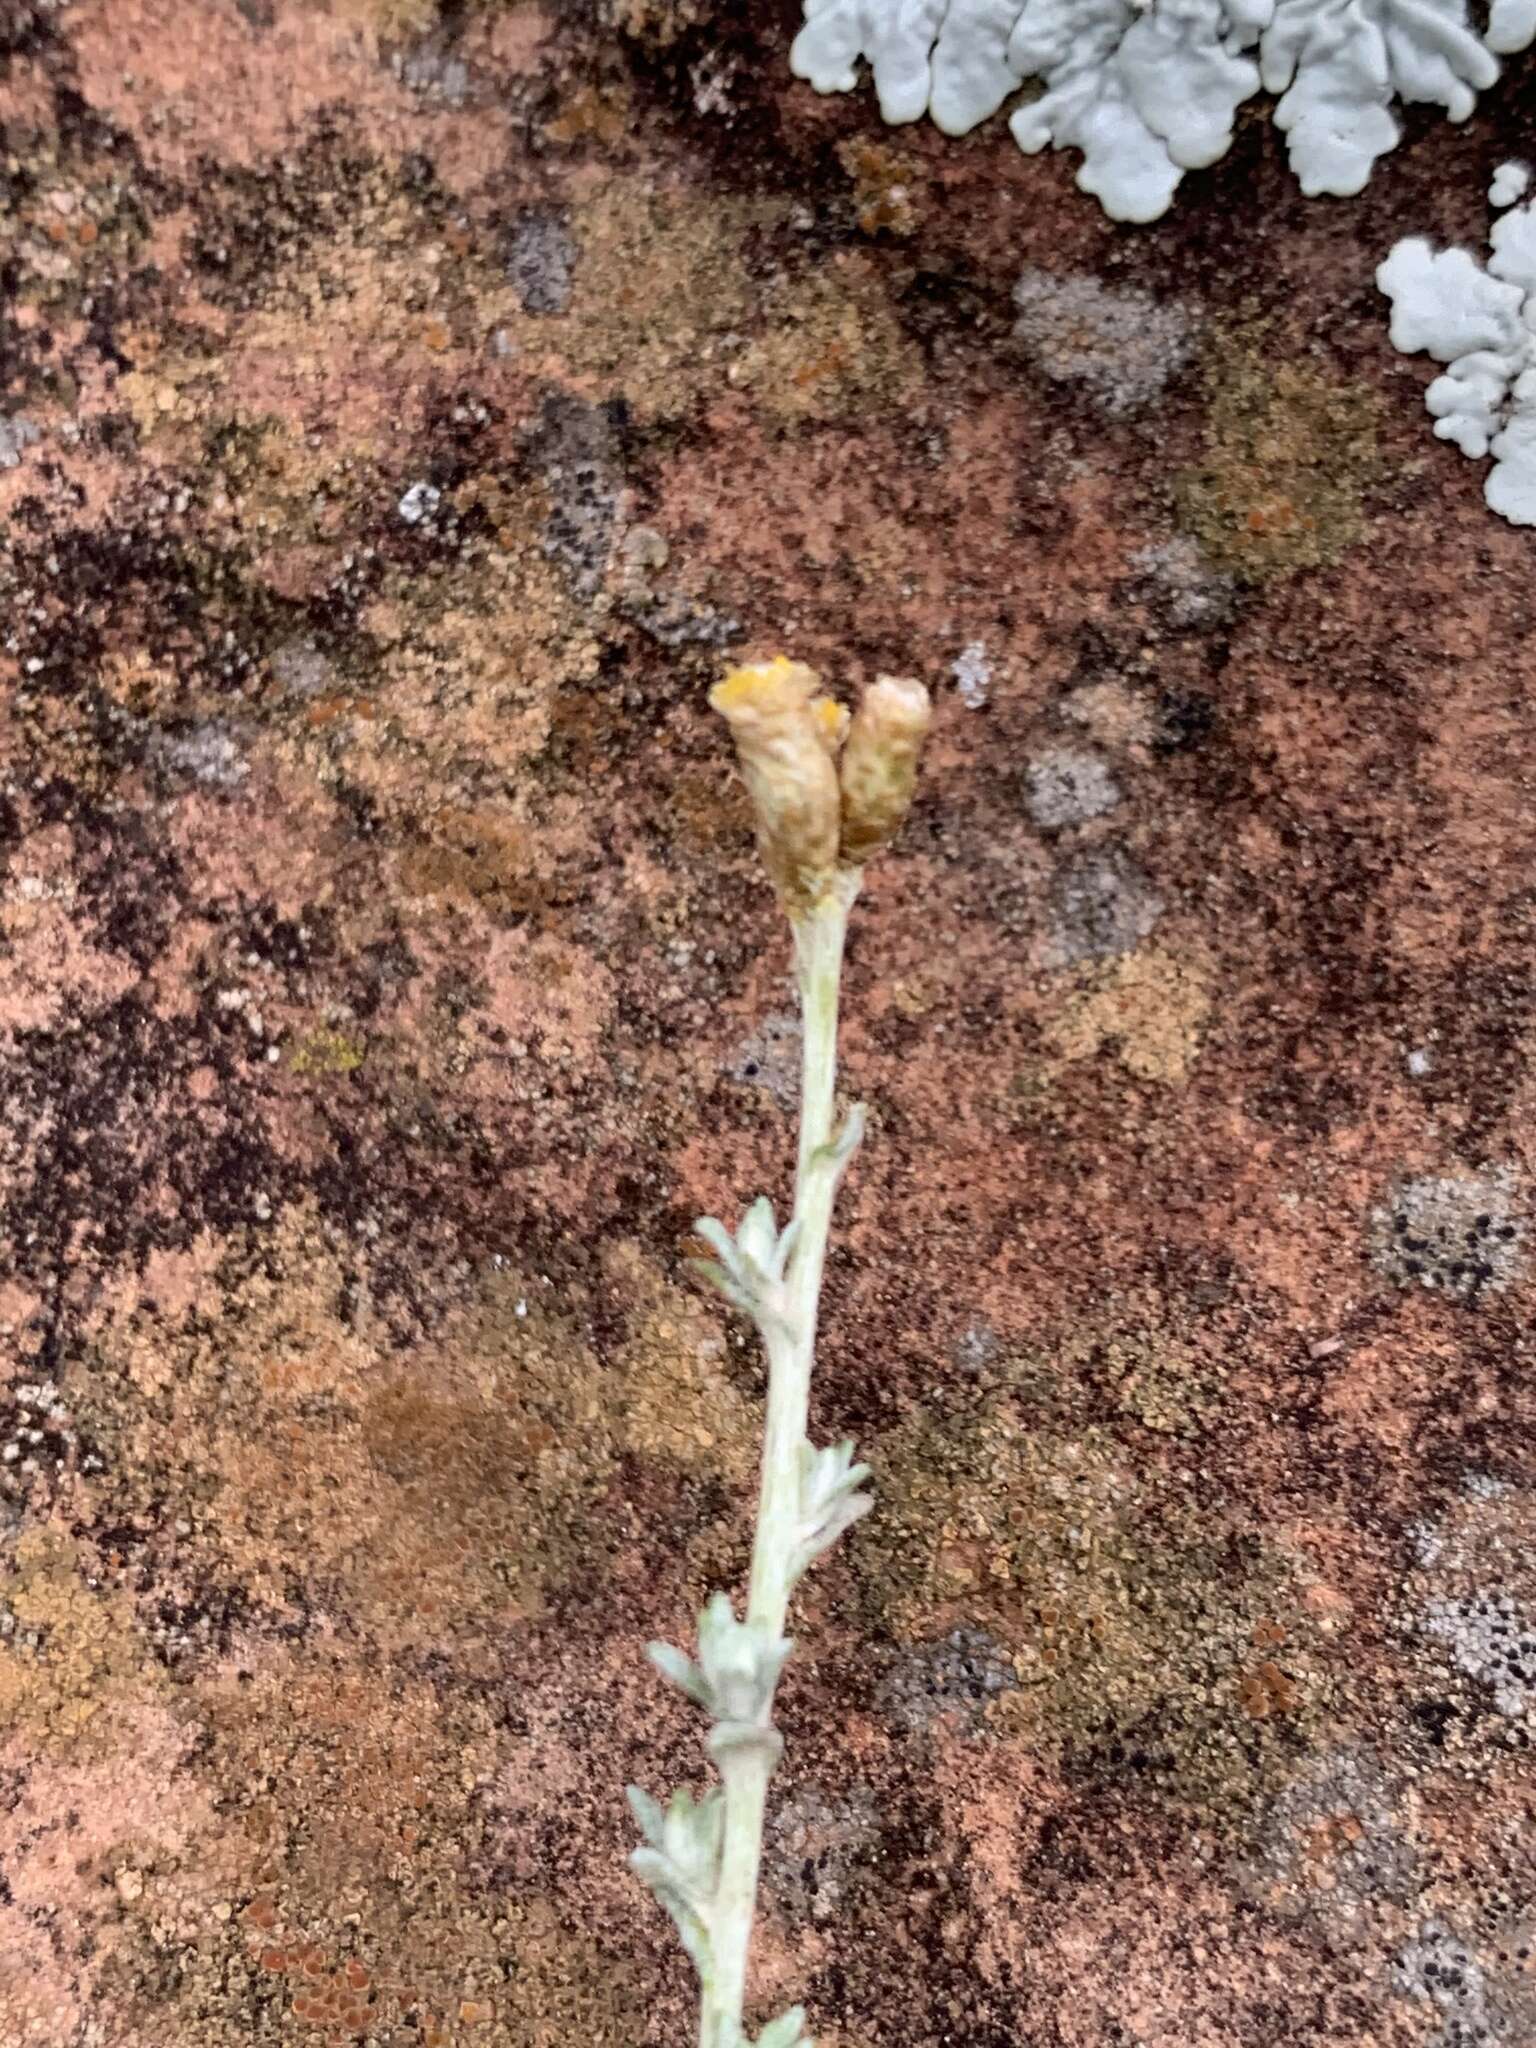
[704, 876, 858, 2048]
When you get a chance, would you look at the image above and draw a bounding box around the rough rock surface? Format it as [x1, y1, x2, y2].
[0, 5, 1532, 2046]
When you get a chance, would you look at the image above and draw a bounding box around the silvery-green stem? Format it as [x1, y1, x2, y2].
[750, 874, 857, 1632]
[701, 1731, 777, 2048]
[705, 876, 858, 2048]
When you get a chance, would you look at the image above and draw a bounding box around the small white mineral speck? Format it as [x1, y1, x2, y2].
[953, 640, 991, 709]
[398, 481, 441, 525]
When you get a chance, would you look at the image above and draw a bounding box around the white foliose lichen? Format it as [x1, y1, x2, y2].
[789, 0, 1535, 221]
[1490, 157, 1532, 207]
[1378, 177, 1536, 526]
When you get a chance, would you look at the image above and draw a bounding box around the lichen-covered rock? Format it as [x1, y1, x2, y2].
[0, 4, 1531, 2045]
[790, 0, 1534, 218]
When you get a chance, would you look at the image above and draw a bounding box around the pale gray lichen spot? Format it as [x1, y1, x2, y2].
[691, 51, 738, 117]
[1045, 847, 1162, 965]
[730, 1011, 801, 1110]
[0, 415, 41, 468]
[625, 592, 741, 649]
[762, 1781, 878, 1925]
[1025, 746, 1121, 829]
[394, 41, 469, 104]
[507, 206, 577, 315]
[1012, 270, 1195, 419]
[876, 1626, 1019, 1735]
[1462, 1471, 1510, 1503]
[527, 392, 620, 596]
[1369, 1167, 1526, 1300]
[1241, 1747, 1417, 1941]
[270, 638, 332, 696]
[152, 721, 250, 790]
[952, 1318, 999, 1377]
[1420, 1590, 1536, 1719]
[621, 525, 670, 583]
[616, 523, 739, 646]
[1, 1374, 75, 1509]
[1129, 535, 1237, 629]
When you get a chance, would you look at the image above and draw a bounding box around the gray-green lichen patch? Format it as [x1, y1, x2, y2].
[875, 1624, 1021, 1734]
[1421, 1590, 1536, 1719]
[1240, 1746, 1418, 1943]
[1396, 1917, 1536, 2048]
[1177, 334, 1381, 581]
[1128, 535, 1237, 630]
[763, 1778, 880, 1927]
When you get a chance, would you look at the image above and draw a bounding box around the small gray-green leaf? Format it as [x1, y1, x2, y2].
[736, 1193, 779, 1271]
[626, 1784, 667, 1849]
[755, 2007, 812, 2048]
[646, 1639, 711, 1709]
[687, 1258, 757, 1315]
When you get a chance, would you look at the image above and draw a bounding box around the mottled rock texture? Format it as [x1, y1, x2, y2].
[0, 4, 1533, 2046]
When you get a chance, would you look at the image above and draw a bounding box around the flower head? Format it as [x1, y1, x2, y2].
[711, 660, 931, 911]
[837, 674, 932, 866]
[710, 657, 842, 911]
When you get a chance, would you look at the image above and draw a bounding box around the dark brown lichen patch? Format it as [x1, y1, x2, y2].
[185, 134, 451, 318]
[0, 511, 318, 798]
[1177, 330, 1380, 581]
[488, 1893, 647, 2048]
[396, 804, 555, 917]
[195, 1650, 503, 2016]
[283, 495, 602, 865]
[1086, 1311, 1228, 1438]
[355, 1276, 615, 1632]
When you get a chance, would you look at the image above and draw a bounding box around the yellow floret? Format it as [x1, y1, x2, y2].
[810, 696, 851, 754]
[709, 656, 815, 718]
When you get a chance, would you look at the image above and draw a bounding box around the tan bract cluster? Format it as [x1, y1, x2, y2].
[709, 657, 931, 911]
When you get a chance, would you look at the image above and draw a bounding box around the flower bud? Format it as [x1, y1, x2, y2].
[709, 657, 842, 910]
[838, 675, 931, 866]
